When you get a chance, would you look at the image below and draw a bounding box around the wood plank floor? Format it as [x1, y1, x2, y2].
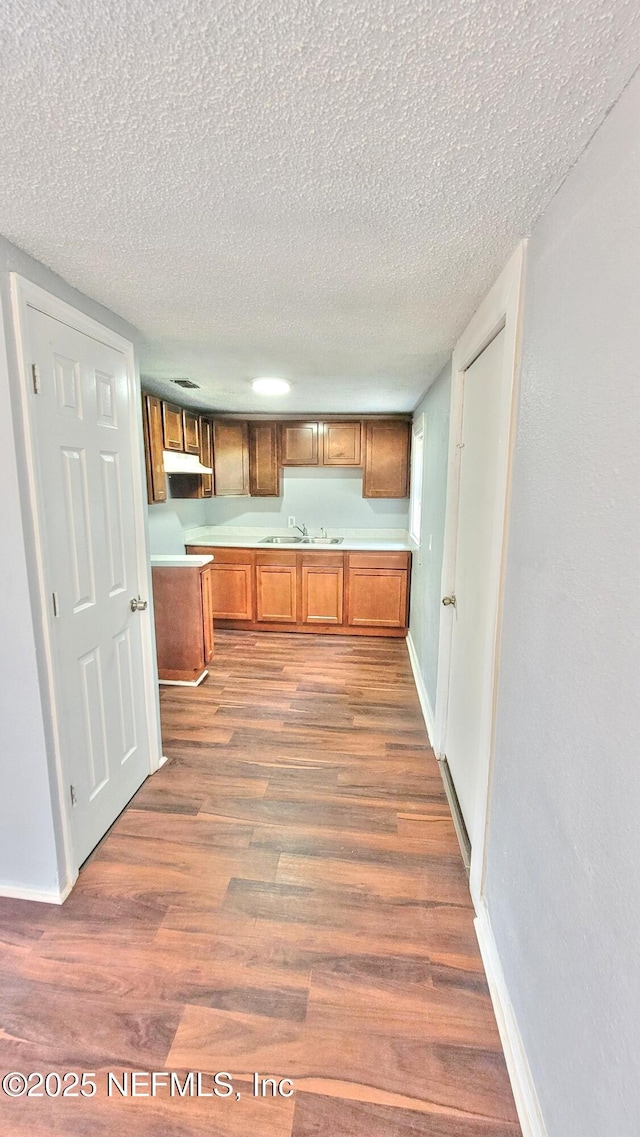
[0, 630, 520, 1136]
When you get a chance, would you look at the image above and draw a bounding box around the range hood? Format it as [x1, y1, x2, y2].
[163, 451, 213, 475]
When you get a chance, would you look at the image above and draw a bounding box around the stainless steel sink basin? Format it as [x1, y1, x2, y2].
[302, 537, 344, 544]
[260, 536, 304, 544]
[259, 535, 344, 545]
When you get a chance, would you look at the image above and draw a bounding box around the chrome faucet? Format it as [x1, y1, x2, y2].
[294, 522, 308, 537]
[320, 527, 328, 538]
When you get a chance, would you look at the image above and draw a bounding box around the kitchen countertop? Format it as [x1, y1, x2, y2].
[150, 554, 214, 568]
[183, 534, 411, 552]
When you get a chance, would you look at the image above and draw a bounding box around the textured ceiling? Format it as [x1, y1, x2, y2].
[1, 1, 640, 412]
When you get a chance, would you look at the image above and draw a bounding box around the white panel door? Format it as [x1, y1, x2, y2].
[28, 307, 150, 866]
[444, 328, 508, 834]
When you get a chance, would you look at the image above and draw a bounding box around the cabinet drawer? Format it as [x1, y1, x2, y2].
[301, 552, 344, 567]
[256, 550, 297, 566]
[347, 552, 410, 569]
[186, 545, 254, 565]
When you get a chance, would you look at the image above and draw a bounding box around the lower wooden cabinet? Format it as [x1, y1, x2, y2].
[205, 549, 254, 620]
[346, 570, 408, 627]
[256, 554, 297, 622]
[186, 547, 410, 636]
[301, 555, 343, 624]
[152, 562, 214, 684]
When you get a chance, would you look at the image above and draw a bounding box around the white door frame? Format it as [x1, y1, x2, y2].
[10, 274, 163, 898]
[434, 241, 526, 905]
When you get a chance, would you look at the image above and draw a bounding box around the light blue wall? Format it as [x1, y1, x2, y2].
[408, 363, 451, 719]
[147, 465, 410, 552]
[485, 67, 640, 1137]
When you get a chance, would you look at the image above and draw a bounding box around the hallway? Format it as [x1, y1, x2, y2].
[0, 631, 519, 1135]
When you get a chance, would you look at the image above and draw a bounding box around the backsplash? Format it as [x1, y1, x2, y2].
[147, 467, 409, 553]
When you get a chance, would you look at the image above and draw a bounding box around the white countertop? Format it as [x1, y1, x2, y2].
[182, 528, 411, 552]
[150, 554, 214, 568]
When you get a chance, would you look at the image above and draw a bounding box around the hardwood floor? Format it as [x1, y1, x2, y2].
[0, 631, 520, 1136]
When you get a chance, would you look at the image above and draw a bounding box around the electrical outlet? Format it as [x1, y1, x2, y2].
[288, 515, 295, 528]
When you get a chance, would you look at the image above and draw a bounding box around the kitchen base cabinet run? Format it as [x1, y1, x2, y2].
[185, 547, 411, 637]
[152, 563, 214, 685]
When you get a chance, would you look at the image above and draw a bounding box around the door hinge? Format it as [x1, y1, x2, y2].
[31, 363, 41, 394]
[52, 591, 60, 617]
[70, 784, 77, 807]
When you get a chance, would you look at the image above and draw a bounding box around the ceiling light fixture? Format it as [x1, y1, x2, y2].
[251, 377, 291, 396]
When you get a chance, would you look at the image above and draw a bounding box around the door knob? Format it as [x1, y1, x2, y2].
[442, 594, 456, 607]
[129, 596, 148, 612]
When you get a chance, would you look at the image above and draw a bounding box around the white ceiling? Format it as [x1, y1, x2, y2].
[1, 1, 640, 413]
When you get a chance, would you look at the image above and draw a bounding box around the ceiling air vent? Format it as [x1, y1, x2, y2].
[171, 378, 200, 389]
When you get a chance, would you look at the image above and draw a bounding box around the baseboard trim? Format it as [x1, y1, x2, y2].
[474, 902, 547, 1137]
[0, 878, 74, 905]
[406, 632, 437, 749]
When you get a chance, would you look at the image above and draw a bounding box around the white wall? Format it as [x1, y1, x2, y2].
[407, 365, 451, 722]
[484, 67, 640, 1136]
[0, 235, 141, 898]
[147, 466, 409, 552]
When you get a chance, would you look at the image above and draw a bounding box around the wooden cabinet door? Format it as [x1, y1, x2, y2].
[363, 420, 411, 498]
[280, 421, 320, 466]
[200, 566, 215, 662]
[322, 421, 362, 466]
[249, 421, 280, 496]
[183, 410, 200, 454]
[199, 417, 213, 498]
[301, 558, 344, 624]
[213, 420, 250, 495]
[143, 394, 167, 503]
[256, 558, 297, 622]
[162, 401, 184, 450]
[209, 563, 253, 620]
[347, 567, 408, 628]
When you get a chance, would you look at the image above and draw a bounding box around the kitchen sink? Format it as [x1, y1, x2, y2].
[302, 537, 343, 544]
[260, 536, 304, 543]
[259, 535, 344, 545]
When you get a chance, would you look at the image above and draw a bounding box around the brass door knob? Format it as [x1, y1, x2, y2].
[442, 595, 456, 607]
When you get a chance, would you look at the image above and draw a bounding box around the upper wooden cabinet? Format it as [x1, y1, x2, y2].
[162, 402, 184, 451]
[322, 421, 362, 466]
[249, 421, 280, 496]
[199, 417, 213, 498]
[213, 420, 250, 495]
[182, 410, 200, 455]
[142, 394, 167, 504]
[280, 421, 320, 466]
[363, 420, 411, 498]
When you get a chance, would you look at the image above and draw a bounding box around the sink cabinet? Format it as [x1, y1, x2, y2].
[255, 552, 298, 622]
[301, 554, 344, 624]
[186, 546, 410, 637]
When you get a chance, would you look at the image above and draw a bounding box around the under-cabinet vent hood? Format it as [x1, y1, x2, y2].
[163, 451, 213, 474]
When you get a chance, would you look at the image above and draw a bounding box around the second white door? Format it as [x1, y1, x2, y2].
[444, 328, 508, 836]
